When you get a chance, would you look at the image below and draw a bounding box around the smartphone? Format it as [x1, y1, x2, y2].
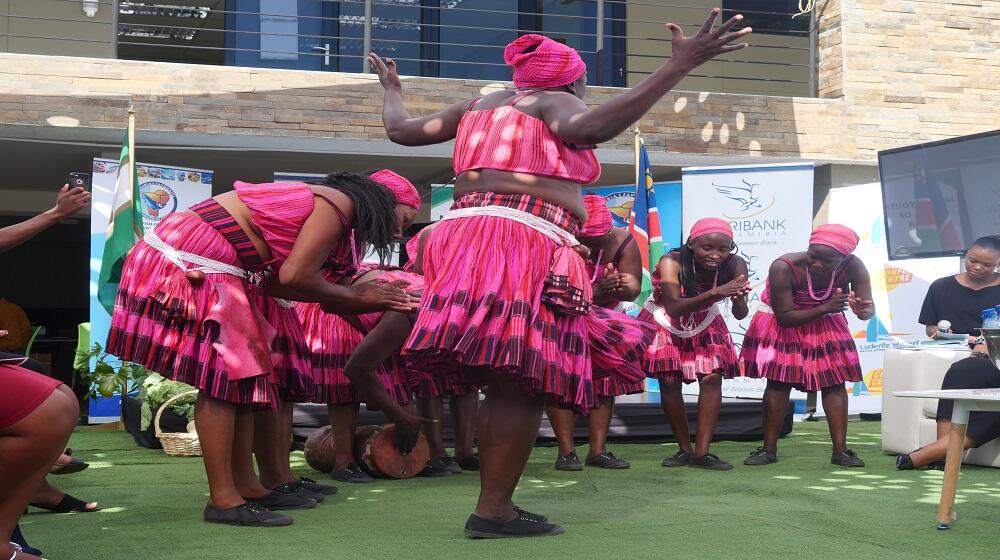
[68, 172, 91, 192]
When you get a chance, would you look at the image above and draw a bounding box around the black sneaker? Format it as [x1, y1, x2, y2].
[272, 482, 324, 503]
[744, 447, 778, 466]
[928, 460, 946, 470]
[690, 453, 734, 471]
[464, 513, 564, 539]
[420, 457, 456, 477]
[442, 455, 463, 474]
[244, 490, 316, 511]
[332, 464, 376, 483]
[296, 477, 339, 496]
[204, 502, 293, 527]
[585, 452, 630, 469]
[831, 450, 865, 467]
[661, 450, 693, 467]
[513, 505, 547, 523]
[456, 453, 480, 471]
[895, 453, 915, 471]
[554, 452, 583, 471]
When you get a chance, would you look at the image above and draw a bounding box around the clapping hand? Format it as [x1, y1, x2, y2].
[848, 291, 874, 318]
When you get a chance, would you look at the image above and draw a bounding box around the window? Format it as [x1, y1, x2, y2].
[723, 0, 810, 36]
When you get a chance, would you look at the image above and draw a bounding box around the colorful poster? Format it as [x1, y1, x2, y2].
[829, 182, 961, 413]
[89, 158, 212, 421]
[681, 163, 815, 400]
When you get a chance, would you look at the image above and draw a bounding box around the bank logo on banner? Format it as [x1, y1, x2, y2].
[713, 178, 775, 217]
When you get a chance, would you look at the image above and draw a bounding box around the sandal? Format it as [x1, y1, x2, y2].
[49, 450, 88, 476]
[29, 493, 99, 513]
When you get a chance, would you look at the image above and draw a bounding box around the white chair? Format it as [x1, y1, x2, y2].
[881, 348, 1000, 468]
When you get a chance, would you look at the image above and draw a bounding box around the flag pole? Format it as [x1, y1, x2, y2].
[120, 104, 136, 431]
[633, 125, 641, 196]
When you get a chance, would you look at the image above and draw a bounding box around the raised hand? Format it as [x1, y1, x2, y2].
[666, 8, 752, 72]
[367, 53, 401, 91]
[713, 274, 748, 299]
[53, 183, 91, 218]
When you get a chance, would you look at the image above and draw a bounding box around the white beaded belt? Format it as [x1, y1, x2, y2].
[144, 230, 293, 308]
[642, 296, 721, 338]
[439, 205, 580, 247]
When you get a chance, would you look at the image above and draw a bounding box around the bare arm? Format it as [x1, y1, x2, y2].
[369, 53, 471, 146]
[273, 189, 414, 313]
[728, 257, 750, 320]
[770, 260, 848, 328]
[0, 185, 90, 253]
[612, 238, 643, 302]
[539, 9, 751, 145]
[847, 258, 875, 321]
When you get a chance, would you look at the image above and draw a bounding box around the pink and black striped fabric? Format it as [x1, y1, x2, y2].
[452, 92, 601, 185]
[403, 191, 597, 412]
[740, 256, 862, 391]
[106, 201, 314, 407]
[641, 251, 739, 383]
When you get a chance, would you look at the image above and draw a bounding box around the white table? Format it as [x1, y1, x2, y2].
[894, 389, 1000, 529]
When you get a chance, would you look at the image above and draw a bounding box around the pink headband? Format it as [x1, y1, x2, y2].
[689, 217, 734, 241]
[503, 34, 587, 90]
[370, 169, 420, 209]
[809, 224, 860, 255]
[581, 194, 613, 237]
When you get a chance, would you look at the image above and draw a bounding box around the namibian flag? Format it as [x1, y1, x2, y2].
[97, 109, 143, 314]
[628, 132, 663, 304]
[913, 161, 962, 252]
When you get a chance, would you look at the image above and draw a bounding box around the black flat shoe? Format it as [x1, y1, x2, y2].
[332, 464, 376, 483]
[895, 453, 915, 470]
[585, 452, 630, 469]
[456, 453, 480, 471]
[442, 455, 463, 474]
[513, 505, 547, 523]
[28, 493, 99, 513]
[662, 450, 692, 467]
[554, 452, 583, 471]
[831, 450, 865, 468]
[272, 482, 324, 503]
[744, 447, 778, 466]
[204, 502, 293, 527]
[296, 477, 339, 496]
[420, 457, 455, 477]
[464, 513, 564, 539]
[690, 453, 734, 471]
[244, 491, 316, 511]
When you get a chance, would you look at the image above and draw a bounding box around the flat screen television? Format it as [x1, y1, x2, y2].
[878, 129, 1000, 260]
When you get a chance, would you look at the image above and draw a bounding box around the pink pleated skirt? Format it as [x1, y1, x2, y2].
[403, 192, 594, 412]
[640, 306, 739, 383]
[588, 307, 654, 398]
[740, 309, 862, 391]
[106, 212, 313, 408]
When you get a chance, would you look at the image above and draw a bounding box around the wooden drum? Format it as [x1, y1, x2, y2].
[353, 424, 429, 479]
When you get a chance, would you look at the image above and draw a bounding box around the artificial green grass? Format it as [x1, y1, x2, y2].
[21, 421, 1000, 559]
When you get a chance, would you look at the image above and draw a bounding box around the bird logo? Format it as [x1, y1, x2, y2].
[713, 179, 761, 212]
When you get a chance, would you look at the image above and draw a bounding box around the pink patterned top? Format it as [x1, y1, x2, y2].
[452, 91, 601, 185]
[233, 181, 362, 282]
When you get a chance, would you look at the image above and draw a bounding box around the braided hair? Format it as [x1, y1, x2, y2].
[309, 171, 398, 264]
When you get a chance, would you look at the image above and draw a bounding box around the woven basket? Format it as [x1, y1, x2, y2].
[154, 390, 202, 457]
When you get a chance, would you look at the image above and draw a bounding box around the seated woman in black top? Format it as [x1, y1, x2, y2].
[919, 236, 1000, 341]
[897, 349, 1000, 469]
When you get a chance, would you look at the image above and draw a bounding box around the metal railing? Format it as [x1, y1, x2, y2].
[2, 0, 816, 96]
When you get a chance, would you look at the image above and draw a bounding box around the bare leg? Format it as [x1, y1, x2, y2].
[821, 384, 849, 455]
[194, 393, 244, 508]
[254, 401, 296, 489]
[417, 396, 447, 459]
[231, 407, 270, 499]
[450, 392, 479, 460]
[0, 385, 78, 560]
[328, 403, 360, 470]
[694, 374, 722, 457]
[760, 380, 792, 453]
[31, 478, 97, 511]
[586, 397, 615, 458]
[474, 371, 544, 522]
[910, 434, 977, 467]
[659, 379, 693, 454]
[545, 404, 578, 457]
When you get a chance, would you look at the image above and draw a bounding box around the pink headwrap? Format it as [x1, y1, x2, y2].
[689, 217, 734, 241]
[503, 34, 587, 90]
[370, 169, 420, 209]
[581, 194, 613, 237]
[809, 224, 860, 255]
